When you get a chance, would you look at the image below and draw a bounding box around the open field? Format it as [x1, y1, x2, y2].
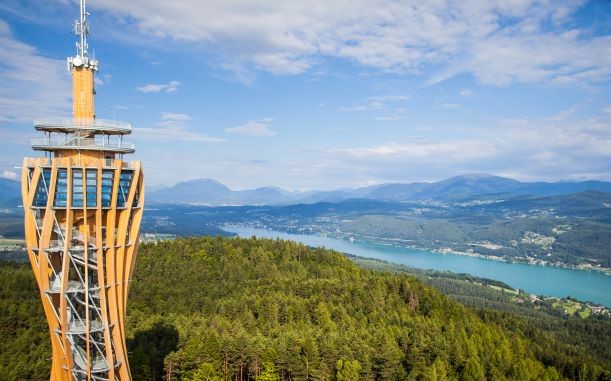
[552, 299, 592, 317]
[0, 238, 24, 248]
[489, 285, 519, 295]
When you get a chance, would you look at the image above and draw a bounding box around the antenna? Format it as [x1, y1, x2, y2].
[68, 0, 98, 71]
[74, 0, 89, 59]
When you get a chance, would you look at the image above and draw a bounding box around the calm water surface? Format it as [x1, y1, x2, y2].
[227, 226, 611, 307]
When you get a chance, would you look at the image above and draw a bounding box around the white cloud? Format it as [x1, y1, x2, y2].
[0, 20, 70, 123]
[340, 101, 383, 112]
[88, 0, 610, 85]
[489, 114, 611, 179]
[134, 112, 223, 142]
[369, 95, 410, 102]
[437, 103, 461, 109]
[94, 74, 112, 87]
[161, 112, 191, 122]
[225, 118, 276, 136]
[136, 106, 611, 188]
[338, 140, 497, 161]
[136, 80, 181, 93]
[341, 95, 408, 112]
[135, 126, 224, 142]
[156, 112, 194, 129]
[328, 107, 611, 184]
[1, 170, 18, 180]
[375, 115, 401, 121]
[460, 30, 611, 86]
[0, 127, 34, 144]
[460, 89, 474, 97]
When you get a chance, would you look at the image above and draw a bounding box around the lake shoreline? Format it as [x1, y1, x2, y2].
[229, 225, 611, 276]
[226, 225, 611, 308]
[333, 231, 611, 276]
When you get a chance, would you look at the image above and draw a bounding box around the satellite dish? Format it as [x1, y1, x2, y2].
[73, 56, 83, 66]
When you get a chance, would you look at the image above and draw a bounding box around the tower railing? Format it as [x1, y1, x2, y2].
[34, 117, 132, 134]
[31, 137, 135, 153]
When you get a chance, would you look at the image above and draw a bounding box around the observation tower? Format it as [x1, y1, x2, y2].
[21, 1, 144, 380]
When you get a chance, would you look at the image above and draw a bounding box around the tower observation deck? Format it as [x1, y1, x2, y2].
[21, 1, 144, 380]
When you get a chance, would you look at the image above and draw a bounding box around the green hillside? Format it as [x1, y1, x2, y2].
[342, 215, 611, 268]
[1, 237, 610, 380]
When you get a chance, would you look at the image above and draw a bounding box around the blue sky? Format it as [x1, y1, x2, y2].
[0, 0, 610, 190]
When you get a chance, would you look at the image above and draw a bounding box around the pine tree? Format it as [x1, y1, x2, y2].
[336, 359, 361, 381]
[257, 361, 280, 381]
[185, 362, 221, 381]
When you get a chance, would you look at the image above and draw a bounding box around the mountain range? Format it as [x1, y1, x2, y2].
[146, 174, 611, 205]
[2, 174, 611, 207]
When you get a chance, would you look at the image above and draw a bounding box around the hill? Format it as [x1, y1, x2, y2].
[366, 174, 611, 202]
[148, 179, 310, 205]
[2, 236, 609, 380]
[139, 190, 611, 269]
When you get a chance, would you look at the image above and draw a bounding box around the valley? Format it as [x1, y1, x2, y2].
[139, 189, 611, 272]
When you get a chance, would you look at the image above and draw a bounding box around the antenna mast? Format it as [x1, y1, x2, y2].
[77, 0, 88, 59]
[68, 0, 98, 71]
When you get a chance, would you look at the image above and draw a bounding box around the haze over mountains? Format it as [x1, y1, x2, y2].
[3, 174, 611, 269]
[0, 174, 611, 208]
[1, 174, 611, 208]
[146, 174, 611, 205]
[0, 178, 20, 209]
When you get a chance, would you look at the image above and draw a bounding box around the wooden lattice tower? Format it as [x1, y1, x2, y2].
[21, 1, 144, 380]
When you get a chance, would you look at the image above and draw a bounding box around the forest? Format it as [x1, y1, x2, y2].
[1, 236, 610, 380]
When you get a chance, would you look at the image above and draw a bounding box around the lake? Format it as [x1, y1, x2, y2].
[226, 226, 611, 308]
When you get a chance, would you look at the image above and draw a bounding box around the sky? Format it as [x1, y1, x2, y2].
[0, 0, 610, 190]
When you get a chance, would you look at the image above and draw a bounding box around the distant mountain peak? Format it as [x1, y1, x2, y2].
[184, 178, 225, 186]
[443, 173, 520, 182]
[173, 178, 229, 190]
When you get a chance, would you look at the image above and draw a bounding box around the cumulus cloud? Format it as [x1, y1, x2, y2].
[94, 74, 112, 87]
[1, 170, 18, 180]
[134, 112, 224, 142]
[328, 108, 611, 183]
[225, 118, 276, 136]
[87, 0, 611, 85]
[136, 80, 181, 93]
[460, 89, 474, 97]
[133, 108, 611, 188]
[135, 127, 224, 142]
[340, 101, 384, 112]
[0, 20, 70, 124]
[161, 112, 191, 122]
[341, 95, 408, 112]
[337, 140, 498, 160]
[375, 115, 402, 121]
[437, 103, 461, 109]
[460, 29, 611, 86]
[370, 95, 410, 102]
